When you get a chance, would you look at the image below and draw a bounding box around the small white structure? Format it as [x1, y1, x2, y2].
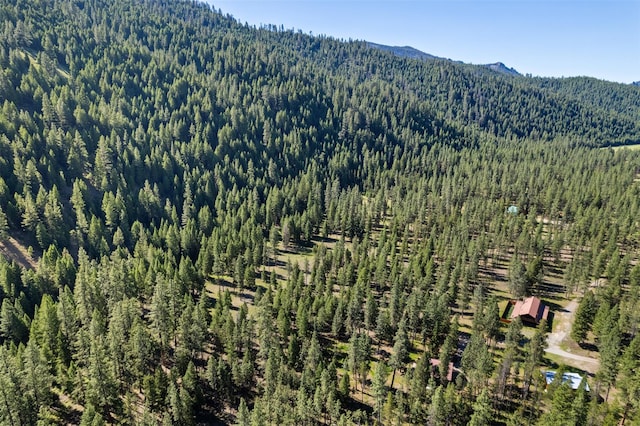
[507, 205, 519, 215]
[544, 371, 589, 391]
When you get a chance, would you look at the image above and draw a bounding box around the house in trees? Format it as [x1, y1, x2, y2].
[544, 371, 590, 391]
[429, 358, 454, 382]
[509, 296, 549, 325]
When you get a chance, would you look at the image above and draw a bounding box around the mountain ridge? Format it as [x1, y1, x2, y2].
[367, 42, 522, 77]
[484, 61, 520, 76]
[366, 42, 439, 61]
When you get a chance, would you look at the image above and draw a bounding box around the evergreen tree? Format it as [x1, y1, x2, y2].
[237, 398, 250, 426]
[522, 320, 547, 399]
[571, 290, 597, 344]
[537, 383, 575, 425]
[389, 317, 409, 388]
[509, 255, 528, 298]
[372, 361, 387, 424]
[0, 206, 8, 240]
[469, 388, 493, 426]
[597, 320, 621, 401]
[23, 340, 54, 412]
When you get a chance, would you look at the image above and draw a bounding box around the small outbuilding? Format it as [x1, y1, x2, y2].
[507, 205, 519, 215]
[510, 296, 549, 325]
[544, 371, 590, 391]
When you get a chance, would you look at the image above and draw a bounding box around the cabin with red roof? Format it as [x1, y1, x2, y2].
[510, 296, 549, 325]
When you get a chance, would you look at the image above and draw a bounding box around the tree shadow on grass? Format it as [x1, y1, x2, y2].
[341, 395, 374, 420]
[545, 311, 555, 330]
[312, 235, 338, 244]
[543, 299, 568, 313]
[577, 341, 598, 352]
[535, 281, 566, 296]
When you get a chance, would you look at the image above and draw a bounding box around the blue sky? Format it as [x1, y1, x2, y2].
[210, 1, 640, 84]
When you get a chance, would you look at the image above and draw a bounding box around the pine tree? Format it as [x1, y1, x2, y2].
[596, 320, 620, 401]
[79, 404, 105, 426]
[0, 299, 26, 344]
[23, 340, 54, 411]
[21, 191, 39, 232]
[497, 317, 522, 398]
[571, 381, 589, 426]
[150, 275, 172, 353]
[461, 332, 493, 395]
[335, 367, 349, 399]
[618, 334, 640, 423]
[237, 398, 250, 426]
[167, 380, 183, 425]
[571, 290, 596, 344]
[0, 348, 21, 426]
[469, 388, 492, 426]
[482, 297, 500, 345]
[509, 255, 527, 298]
[438, 324, 457, 383]
[372, 361, 388, 424]
[522, 320, 547, 399]
[85, 311, 119, 415]
[389, 317, 409, 388]
[0, 206, 8, 240]
[428, 385, 447, 426]
[537, 383, 575, 425]
[525, 256, 544, 294]
[348, 332, 370, 400]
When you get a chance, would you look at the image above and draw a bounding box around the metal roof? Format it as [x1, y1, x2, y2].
[544, 371, 590, 391]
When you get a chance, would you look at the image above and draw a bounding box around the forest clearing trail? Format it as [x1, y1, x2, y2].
[545, 290, 599, 374]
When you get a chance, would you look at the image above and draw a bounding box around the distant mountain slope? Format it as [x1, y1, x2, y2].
[533, 77, 640, 119]
[364, 42, 639, 145]
[368, 43, 520, 76]
[367, 42, 438, 60]
[356, 42, 640, 145]
[484, 62, 520, 76]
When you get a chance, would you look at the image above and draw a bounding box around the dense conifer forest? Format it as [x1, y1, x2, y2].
[0, 0, 639, 424]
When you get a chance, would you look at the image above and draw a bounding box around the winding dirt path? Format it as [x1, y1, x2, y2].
[545, 294, 599, 374]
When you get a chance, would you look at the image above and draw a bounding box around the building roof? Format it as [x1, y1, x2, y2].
[544, 371, 590, 391]
[510, 296, 549, 323]
[430, 358, 454, 382]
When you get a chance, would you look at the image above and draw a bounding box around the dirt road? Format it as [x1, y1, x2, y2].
[545, 295, 599, 374]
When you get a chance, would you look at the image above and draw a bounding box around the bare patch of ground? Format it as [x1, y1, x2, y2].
[0, 236, 38, 270]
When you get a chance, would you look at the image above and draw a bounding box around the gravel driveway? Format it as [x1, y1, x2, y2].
[545, 295, 600, 374]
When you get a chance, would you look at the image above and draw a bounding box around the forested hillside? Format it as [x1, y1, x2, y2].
[0, 0, 640, 424]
